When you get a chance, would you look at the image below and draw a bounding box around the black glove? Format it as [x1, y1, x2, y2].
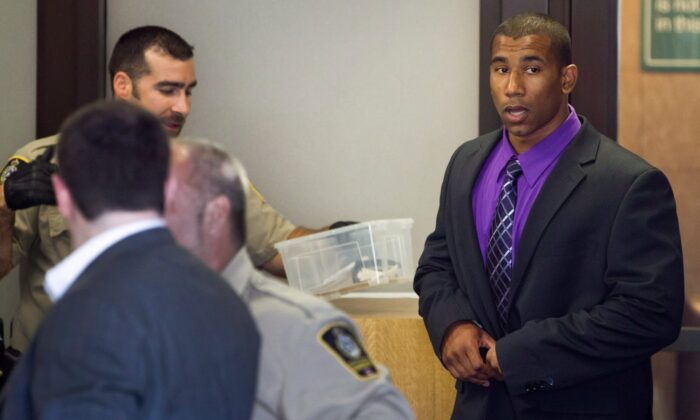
[3, 146, 58, 210]
[329, 220, 358, 230]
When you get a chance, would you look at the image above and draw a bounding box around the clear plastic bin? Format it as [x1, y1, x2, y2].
[274, 219, 415, 299]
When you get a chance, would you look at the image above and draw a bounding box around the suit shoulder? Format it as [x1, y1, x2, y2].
[454, 130, 500, 155]
[73, 232, 235, 304]
[444, 130, 501, 171]
[593, 132, 661, 176]
[570, 121, 660, 178]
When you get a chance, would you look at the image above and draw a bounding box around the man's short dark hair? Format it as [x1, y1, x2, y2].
[58, 101, 170, 220]
[108, 26, 194, 94]
[491, 12, 572, 67]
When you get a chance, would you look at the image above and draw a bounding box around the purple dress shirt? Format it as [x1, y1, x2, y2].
[472, 105, 582, 264]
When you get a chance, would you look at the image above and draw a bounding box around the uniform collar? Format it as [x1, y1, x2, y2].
[221, 247, 255, 295]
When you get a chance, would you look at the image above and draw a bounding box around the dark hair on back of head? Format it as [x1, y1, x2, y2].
[108, 25, 194, 94]
[57, 100, 171, 220]
[491, 12, 572, 67]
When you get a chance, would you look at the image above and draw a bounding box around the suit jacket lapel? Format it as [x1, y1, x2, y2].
[451, 131, 506, 334]
[508, 121, 600, 301]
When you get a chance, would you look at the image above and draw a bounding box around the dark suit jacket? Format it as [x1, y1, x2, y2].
[414, 118, 684, 419]
[0, 227, 260, 420]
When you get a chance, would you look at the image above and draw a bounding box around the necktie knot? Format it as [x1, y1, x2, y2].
[505, 158, 522, 180]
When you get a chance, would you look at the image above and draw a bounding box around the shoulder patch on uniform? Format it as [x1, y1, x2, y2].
[1, 156, 29, 183]
[318, 324, 379, 380]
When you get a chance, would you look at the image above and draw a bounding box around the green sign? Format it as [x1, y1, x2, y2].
[642, 0, 700, 71]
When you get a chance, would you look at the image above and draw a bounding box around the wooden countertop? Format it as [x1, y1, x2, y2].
[330, 292, 420, 318]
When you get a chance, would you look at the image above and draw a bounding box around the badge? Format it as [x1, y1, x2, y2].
[1, 157, 28, 183]
[318, 324, 379, 380]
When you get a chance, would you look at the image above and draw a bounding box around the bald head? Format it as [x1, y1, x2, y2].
[166, 138, 248, 272]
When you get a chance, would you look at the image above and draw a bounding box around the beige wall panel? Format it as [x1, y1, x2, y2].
[107, 0, 481, 269]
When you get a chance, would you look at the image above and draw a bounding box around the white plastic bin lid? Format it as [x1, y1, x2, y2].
[274, 218, 414, 251]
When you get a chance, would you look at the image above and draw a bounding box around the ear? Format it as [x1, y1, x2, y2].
[113, 71, 134, 100]
[52, 174, 74, 220]
[561, 64, 578, 95]
[202, 195, 231, 236]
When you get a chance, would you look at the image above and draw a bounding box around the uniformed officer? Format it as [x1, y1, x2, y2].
[166, 137, 414, 419]
[0, 26, 320, 351]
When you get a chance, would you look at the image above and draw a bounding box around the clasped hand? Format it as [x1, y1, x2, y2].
[441, 321, 503, 387]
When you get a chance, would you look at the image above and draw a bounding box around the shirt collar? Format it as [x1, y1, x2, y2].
[221, 247, 254, 296]
[496, 104, 581, 185]
[45, 218, 166, 302]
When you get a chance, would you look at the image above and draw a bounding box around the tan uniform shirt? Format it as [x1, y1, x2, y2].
[224, 250, 415, 420]
[3, 135, 295, 351]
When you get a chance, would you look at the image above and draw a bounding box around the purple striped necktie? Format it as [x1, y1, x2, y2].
[486, 158, 523, 323]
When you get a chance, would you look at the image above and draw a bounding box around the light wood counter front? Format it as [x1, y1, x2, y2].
[332, 293, 456, 420]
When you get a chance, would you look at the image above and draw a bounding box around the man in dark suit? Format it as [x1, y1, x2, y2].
[414, 12, 684, 419]
[0, 101, 260, 419]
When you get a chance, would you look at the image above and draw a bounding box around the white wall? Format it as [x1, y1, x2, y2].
[0, 1, 36, 336]
[108, 1, 480, 283]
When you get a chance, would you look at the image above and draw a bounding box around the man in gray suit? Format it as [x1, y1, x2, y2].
[0, 101, 260, 419]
